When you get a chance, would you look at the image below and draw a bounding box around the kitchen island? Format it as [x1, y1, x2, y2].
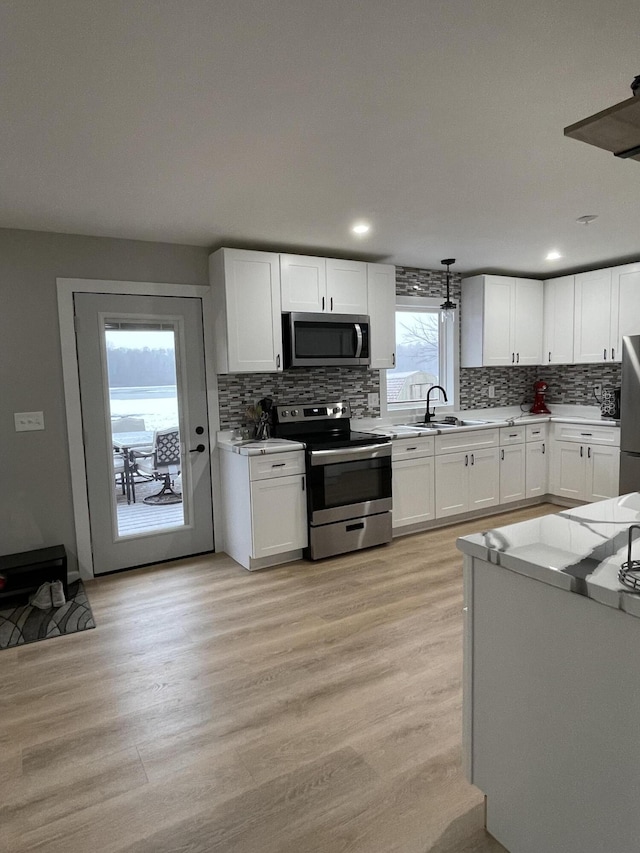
[457, 494, 640, 853]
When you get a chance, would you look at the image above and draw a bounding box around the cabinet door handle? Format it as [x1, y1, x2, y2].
[392, 353, 396, 367]
[548, 351, 551, 362]
[471, 453, 475, 465]
[511, 352, 515, 364]
[406, 446, 417, 451]
[588, 447, 591, 458]
[516, 352, 520, 363]
[603, 348, 607, 360]
[322, 296, 325, 311]
[580, 446, 583, 457]
[509, 433, 518, 438]
[542, 443, 545, 454]
[330, 297, 333, 311]
[276, 353, 281, 369]
[580, 432, 592, 437]
[501, 449, 505, 460]
[302, 476, 305, 491]
[272, 462, 286, 468]
[612, 348, 615, 360]
[465, 454, 469, 467]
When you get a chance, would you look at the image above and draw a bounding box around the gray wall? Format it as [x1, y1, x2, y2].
[0, 228, 208, 568]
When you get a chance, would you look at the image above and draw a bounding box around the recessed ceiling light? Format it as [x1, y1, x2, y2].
[546, 250, 562, 261]
[351, 222, 371, 235]
[576, 214, 598, 225]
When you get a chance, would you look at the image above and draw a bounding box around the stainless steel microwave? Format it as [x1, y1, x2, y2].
[282, 312, 370, 368]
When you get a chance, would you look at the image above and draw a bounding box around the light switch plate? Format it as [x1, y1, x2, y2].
[487, 385, 496, 399]
[14, 411, 45, 431]
[367, 392, 379, 408]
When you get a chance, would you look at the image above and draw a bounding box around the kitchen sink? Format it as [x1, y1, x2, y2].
[397, 419, 490, 429]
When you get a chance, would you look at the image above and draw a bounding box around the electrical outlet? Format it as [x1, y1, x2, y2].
[367, 392, 379, 408]
[14, 411, 45, 431]
[487, 385, 496, 399]
[593, 383, 602, 400]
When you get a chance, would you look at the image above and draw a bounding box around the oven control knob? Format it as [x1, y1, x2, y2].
[291, 409, 298, 416]
[333, 407, 340, 414]
[281, 410, 289, 418]
[341, 407, 347, 413]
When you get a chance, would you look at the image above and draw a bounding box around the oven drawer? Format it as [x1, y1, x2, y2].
[249, 451, 306, 481]
[308, 512, 392, 560]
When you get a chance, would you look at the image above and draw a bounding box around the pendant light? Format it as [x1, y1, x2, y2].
[440, 258, 457, 324]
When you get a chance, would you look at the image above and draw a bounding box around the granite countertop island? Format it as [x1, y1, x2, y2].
[457, 492, 640, 618]
[457, 496, 640, 853]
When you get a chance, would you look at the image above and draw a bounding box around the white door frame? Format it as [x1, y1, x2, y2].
[57, 277, 222, 579]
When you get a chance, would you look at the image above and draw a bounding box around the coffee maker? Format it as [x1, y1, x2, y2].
[530, 379, 551, 415]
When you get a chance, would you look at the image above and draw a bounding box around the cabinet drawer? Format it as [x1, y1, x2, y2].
[500, 426, 525, 445]
[553, 424, 620, 447]
[391, 436, 434, 460]
[526, 423, 548, 443]
[249, 451, 306, 480]
[435, 428, 499, 456]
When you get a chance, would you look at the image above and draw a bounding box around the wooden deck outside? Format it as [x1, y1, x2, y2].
[115, 477, 184, 536]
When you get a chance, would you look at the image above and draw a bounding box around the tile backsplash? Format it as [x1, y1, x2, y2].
[216, 264, 621, 426]
[217, 367, 380, 429]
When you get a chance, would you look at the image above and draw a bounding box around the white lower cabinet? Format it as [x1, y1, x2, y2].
[549, 427, 620, 501]
[219, 449, 307, 570]
[499, 444, 526, 503]
[392, 437, 435, 528]
[435, 448, 499, 519]
[525, 440, 547, 498]
[250, 475, 308, 558]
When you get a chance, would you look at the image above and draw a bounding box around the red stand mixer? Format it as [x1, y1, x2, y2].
[530, 379, 551, 414]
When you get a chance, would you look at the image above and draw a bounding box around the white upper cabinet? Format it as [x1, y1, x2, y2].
[209, 248, 283, 374]
[613, 263, 640, 361]
[543, 276, 575, 364]
[326, 258, 368, 314]
[280, 255, 326, 312]
[367, 263, 396, 369]
[280, 254, 368, 314]
[461, 275, 543, 367]
[573, 268, 616, 363]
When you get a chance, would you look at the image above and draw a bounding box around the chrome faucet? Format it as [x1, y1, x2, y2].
[424, 385, 448, 423]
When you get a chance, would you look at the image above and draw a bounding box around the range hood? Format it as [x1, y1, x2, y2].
[564, 86, 640, 162]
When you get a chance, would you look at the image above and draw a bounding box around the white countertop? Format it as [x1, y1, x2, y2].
[217, 432, 305, 455]
[356, 405, 619, 439]
[457, 494, 640, 619]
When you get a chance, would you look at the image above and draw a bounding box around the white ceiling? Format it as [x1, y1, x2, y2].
[1, 0, 639, 276]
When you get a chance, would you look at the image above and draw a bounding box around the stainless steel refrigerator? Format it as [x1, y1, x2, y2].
[619, 335, 640, 493]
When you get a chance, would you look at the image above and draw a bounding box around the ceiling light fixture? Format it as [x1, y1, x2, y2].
[440, 258, 457, 324]
[546, 250, 562, 261]
[576, 214, 598, 225]
[351, 222, 370, 235]
[564, 74, 640, 162]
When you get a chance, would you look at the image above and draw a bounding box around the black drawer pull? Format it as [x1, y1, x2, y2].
[272, 462, 286, 467]
[346, 522, 365, 532]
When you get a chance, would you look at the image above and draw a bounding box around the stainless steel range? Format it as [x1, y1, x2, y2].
[273, 401, 392, 560]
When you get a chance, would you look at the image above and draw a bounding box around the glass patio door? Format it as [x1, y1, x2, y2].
[74, 292, 214, 574]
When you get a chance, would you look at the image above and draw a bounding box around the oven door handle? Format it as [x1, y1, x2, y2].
[354, 323, 363, 359]
[309, 443, 391, 465]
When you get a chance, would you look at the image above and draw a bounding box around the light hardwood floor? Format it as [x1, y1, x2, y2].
[0, 504, 559, 853]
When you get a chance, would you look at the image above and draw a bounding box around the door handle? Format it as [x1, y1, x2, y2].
[465, 454, 468, 467]
[548, 351, 551, 362]
[580, 446, 583, 457]
[276, 353, 281, 369]
[588, 447, 591, 458]
[190, 444, 206, 453]
[603, 348, 607, 360]
[516, 352, 520, 363]
[501, 449, 504, 460]
[612, 348, 615, 360]
[330, 297, 333, 311]
[542, 443, 545, 454]
[392, 353, 396, 367]
[302, 475, 305, 491]
[322, 296, 325, 311]
[511, 352, 515, 364]
[471, 453, 475, 465]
